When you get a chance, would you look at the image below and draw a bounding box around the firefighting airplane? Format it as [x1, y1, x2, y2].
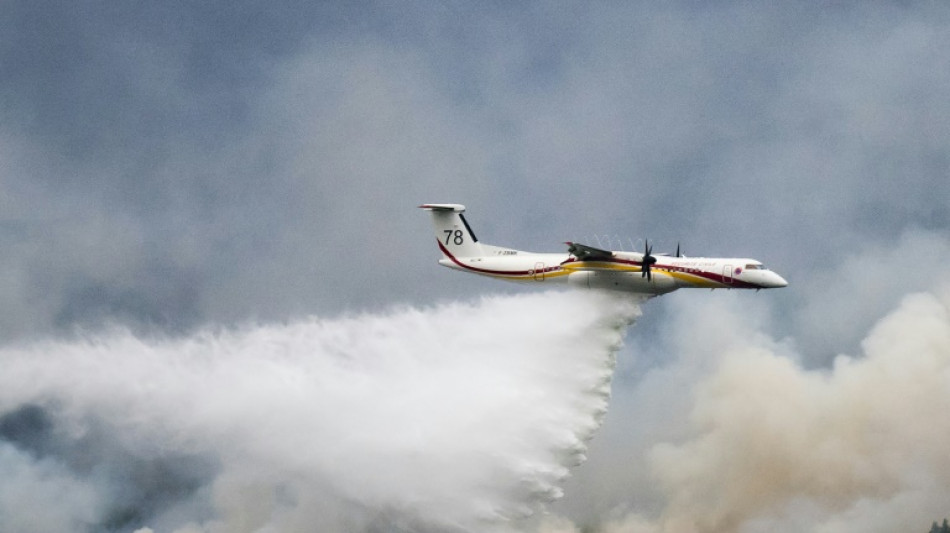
[420, 203, 787, 296]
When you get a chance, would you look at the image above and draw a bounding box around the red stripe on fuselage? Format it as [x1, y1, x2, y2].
[437, 240, 535, 276]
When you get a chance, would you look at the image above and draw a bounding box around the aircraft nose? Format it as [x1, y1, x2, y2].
[769, 273, 788, 288]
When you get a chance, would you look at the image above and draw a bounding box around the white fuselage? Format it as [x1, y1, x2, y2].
[437, 243, 787, 295]
[421, 203, 787, 297]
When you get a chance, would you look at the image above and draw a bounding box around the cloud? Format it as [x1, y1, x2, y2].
[0, 290, 639, 532]
[1, 2, 948, 337]
[791, 229, 950, 364]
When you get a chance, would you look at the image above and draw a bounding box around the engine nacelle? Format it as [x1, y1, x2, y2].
[567, 270, 677, 295]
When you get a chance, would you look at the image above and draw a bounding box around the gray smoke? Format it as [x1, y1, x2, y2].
[543, 279, 950, 533]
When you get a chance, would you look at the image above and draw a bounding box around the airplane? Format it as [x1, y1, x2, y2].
[420, 203, 787, 296]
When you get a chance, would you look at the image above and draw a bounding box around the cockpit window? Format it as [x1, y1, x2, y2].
[745, 264, 760, 270]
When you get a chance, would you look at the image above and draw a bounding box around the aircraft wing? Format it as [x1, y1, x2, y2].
[565, 242, 614, 261]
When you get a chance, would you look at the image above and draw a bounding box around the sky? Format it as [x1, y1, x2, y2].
[1, 2, 950, 532]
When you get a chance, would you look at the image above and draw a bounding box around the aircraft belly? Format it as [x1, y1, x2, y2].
[567, 271, 677, 295]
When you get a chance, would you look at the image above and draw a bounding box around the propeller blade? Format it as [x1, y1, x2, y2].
[675, 243, 681, 257]
[642, 239, 648, 278]
[641, 239, 656, 280]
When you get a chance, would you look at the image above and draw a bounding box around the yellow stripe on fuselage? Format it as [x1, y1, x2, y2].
[560, 261, 641, 273]
[562, 261, 727, 288]
[662, 269, 724, 288]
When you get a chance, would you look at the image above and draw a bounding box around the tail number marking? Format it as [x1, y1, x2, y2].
[444, 230, 464, 245]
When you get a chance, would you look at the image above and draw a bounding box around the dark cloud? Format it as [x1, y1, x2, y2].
[2, 2, 948, 337]
[0, 404, 216, 532]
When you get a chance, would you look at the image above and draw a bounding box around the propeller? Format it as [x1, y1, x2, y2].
[675, 242, 681, 257]
[641, 240, 657, 281]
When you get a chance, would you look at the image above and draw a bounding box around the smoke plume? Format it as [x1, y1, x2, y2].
[592, 286, 950, 533]
[0, 290, 639, 533]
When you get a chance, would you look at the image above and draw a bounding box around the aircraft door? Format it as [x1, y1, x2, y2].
[534, 262, 545, 281]
[722, 265, 733, 284]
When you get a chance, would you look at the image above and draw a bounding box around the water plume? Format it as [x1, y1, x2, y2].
[0, 290, 640, 533]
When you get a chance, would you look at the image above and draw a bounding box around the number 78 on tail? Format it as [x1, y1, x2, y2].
[420, 203, 787, 296]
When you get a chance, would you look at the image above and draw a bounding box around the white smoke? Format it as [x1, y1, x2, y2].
[0, 290, 640, 533]
[564, 285, 950, 533]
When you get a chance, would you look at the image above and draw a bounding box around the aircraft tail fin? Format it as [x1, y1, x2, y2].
[419, 203, 484, 258]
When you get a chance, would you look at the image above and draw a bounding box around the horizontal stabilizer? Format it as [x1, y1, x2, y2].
[419, 203, 466, 212]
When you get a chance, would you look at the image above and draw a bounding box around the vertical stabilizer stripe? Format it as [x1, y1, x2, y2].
[459, 213, 479, 243]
